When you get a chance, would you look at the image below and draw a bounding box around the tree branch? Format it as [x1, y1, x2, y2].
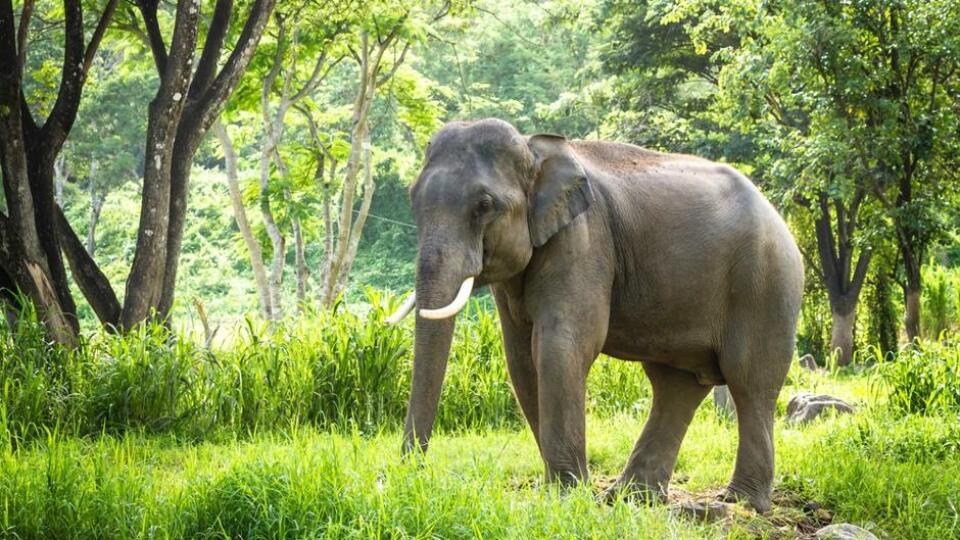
[290, 49, 338, 103]
[375, 40, 410, 87]
[261, 16, 286, 127]
[136, 0, 168, 74]
[189, 0, 233, 100]
[16, 0, 32, 72]
[814, 191, 840, 291]
[55, 205, 121, 327]
[189, 0, 278, 135]
[82, 0, 119, 73]
[40, 0, 84, 148]
[798, 244, 825, 283]
[851, 248, 872, 293]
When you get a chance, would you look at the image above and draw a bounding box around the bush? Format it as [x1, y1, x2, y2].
[922, 263, 960, 340]
[2, 292, 415, 442]
[0, 291, 655, 445]
[874, 341, 960, 415]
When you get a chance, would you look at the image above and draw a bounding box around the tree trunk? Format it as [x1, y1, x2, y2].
[829, 305, 856, 366]
[0, 2, 77, 344]
[153, 0, 279, 321]
[903, 284, 921, 343]
[811, 191, 870, 367]
[0, 217, 76, 345]
[293, 217, 308, 312]
[86, 159, 102, 256]
[317, 28, 409, 307]
[155, 132, 203, 319]
[901, 248, 922, 343]
[26, 144, 80, 334]
[317, 154, 335, 295]
[121, 0, 202, 328]
[213, 121, 273, 320]
[322, 33, 377, 306]
[334, 138, 375, 297]
[258, 122, 286, 320]
[122, 0, 276, 328]
[53, 153, 66, 206]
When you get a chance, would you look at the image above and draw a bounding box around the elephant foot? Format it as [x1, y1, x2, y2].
[598, 476, 667, 506]
[719, 483, 771, 513]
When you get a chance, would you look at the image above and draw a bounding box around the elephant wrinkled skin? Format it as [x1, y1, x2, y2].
[394, 118, 803, 513]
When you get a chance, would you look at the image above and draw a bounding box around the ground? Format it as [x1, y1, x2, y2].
[2, 368, 957, 539]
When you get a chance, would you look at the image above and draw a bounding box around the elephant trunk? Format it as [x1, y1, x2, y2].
[402, 241, 479, 456]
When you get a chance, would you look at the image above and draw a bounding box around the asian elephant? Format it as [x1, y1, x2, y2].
[387, 118, 803, 512]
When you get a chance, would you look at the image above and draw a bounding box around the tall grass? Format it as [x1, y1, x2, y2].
[3, 293, 960, 538]
[1, 291, 650, 445]
[873, 340, 960, 415]
[922, 262, 960, 340]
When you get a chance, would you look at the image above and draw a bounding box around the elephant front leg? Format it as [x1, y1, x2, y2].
[533, 323, 598, 486]
[493, 289, 541, 448]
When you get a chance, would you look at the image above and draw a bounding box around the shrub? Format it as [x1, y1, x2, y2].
[922, 263, 959, 340]
[0, 290, 658, 443]
[874, 341, 960, 415]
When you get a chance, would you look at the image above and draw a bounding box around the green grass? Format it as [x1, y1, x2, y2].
[2, 297, 960, 538]
[1, 404, 957, 538]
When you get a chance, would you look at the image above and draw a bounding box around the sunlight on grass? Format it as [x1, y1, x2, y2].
[2, 302, 959, 538]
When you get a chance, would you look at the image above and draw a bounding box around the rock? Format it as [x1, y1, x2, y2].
[786, 393, 855, 424]
[799, 353, 820, 371]
[814, 523, 878, 540]
[713, 385, 736, 419]
[671, 500, 732, 522]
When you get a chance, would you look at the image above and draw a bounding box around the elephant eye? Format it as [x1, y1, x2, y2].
[473, 195, 496, 223]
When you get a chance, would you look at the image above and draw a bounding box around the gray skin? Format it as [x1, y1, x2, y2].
[402, 118, 803, 513]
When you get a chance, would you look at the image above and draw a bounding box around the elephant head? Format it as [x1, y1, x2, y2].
[389, 118, 595, 455]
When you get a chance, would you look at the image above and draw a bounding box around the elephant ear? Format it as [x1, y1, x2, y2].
[527, 134, 595, 247]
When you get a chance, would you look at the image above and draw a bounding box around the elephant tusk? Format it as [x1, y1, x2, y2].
[385, 292, 417, 325]
[419, 277, 475, 320]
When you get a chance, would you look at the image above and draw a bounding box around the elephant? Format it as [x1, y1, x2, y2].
[387, 118, 803, 512]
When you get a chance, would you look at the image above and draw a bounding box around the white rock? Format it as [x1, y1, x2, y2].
[814, 523, 878, 540]
[786, 393, 855, 424]
[670, 500, 732, 522]
[713, 385, 736, 419]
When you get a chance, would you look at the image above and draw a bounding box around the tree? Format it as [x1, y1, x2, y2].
[309, 0, 451, 307]
[842, 1, 960, 342]
[613, 0, 960, 360]
[416, 0, 604, 138]
[3, 0, 277, 339]
[248, 4, 344, 320]
[0, 0, 118, 344]
[212, 120, 272, 319]
[597, 0, 749, 158]
[115, 0, 278, 328]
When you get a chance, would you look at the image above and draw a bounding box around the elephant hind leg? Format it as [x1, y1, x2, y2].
[606, 362, 710, 501]
[718, 332, 793, 513]
[721, 386, 778, 512]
